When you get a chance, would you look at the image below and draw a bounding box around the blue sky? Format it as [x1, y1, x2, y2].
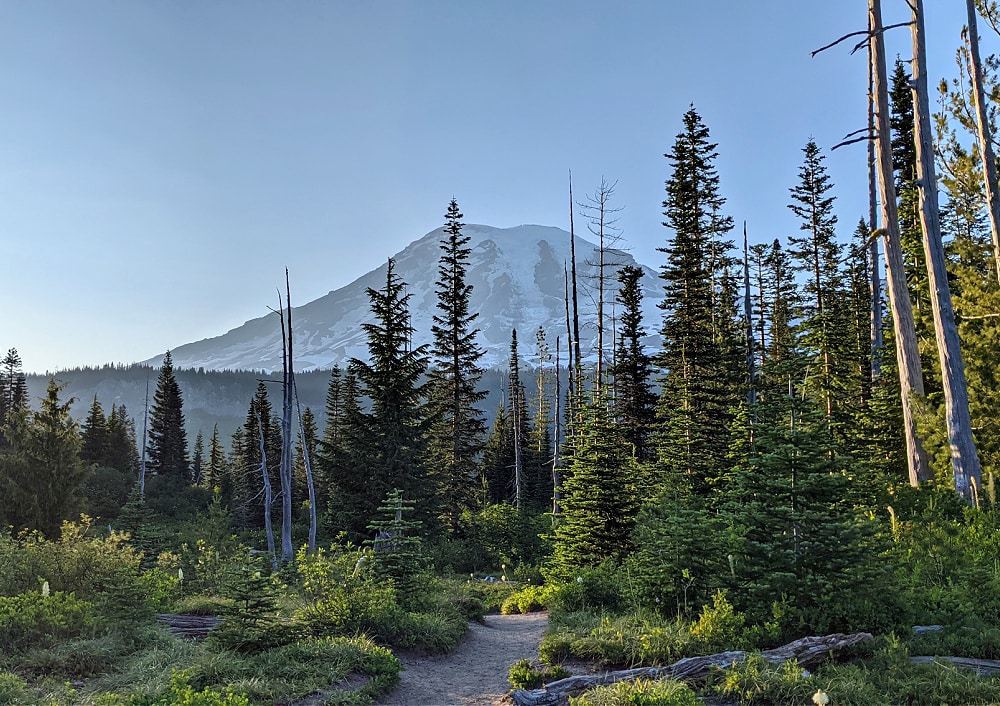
[0, 1, 979, 373]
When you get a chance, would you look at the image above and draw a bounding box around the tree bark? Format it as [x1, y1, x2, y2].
[911, 0, 983, 502]
[511, 632, 873, 706]
[870, 0, 932, 486]
[278, 275, 295, 561]
[966, 0, 1000, 285]
[867, 22, 884, 378]
[293, 376, 317, 554]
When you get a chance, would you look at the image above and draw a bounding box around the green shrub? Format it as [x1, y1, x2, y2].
[0, 672, 31, 704]
[0, 518, 143, 600]
[501, 584, 556, 614]
[688, 591, 749, 652]
[0, 591, 94, 650]
[568, 678, 700, 706]
[508, 659, 571, 690]
[210, 555, 296, 654]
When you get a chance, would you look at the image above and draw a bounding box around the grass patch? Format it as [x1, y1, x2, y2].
[570, 678, 700, 706]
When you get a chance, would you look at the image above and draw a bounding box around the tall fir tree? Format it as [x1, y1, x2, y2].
[655, 106, 738, 495]
[547, 392, 640, 580]
[80, 395, 109, 467]
[146, 351, 190, 482]
[205, 423, 229, 493]
[0, 379, 85, 536]
[0, 348, 27, 448]
[427, 199, 488, 528]
[481, 404, 515, 507]
[192, 430, 205, 486]
[612, 265, 657, 463]
[343, 259, 430, 539]
[786, 139, 853, 431]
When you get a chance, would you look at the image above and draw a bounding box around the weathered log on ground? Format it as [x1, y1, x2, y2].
[510, 632, 873, 706]
[157, 613, 222, 639]
[910, 656, 1000, 676]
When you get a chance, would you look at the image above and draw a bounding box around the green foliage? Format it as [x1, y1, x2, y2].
[541, 609, 696, 668]
[0, 518, 148, 603]
[438, 503, 549, 575]
[210, 554, 292, 654]
[710, 636, 1000, 706]
[548, 394, 640, 581]
[501, 584, 557, 614]
[366, 489, 426, 609]
[508, 659, 571, 690]
[0, 672, 31, 704]
[0, 591, 93, 651]
[569, 678, 700, 706]
[0, 379, 87, 537]
[688, 591, 748, 653]
[427, 198, 489, 529]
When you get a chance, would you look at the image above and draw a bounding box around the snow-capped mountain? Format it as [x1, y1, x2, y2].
[147, 224, 663, 372]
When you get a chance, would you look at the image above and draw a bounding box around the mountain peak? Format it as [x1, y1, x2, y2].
[149, 224, 662, 372]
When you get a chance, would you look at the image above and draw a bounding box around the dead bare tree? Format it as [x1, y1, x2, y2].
[870, 0, 932, 486]
[867, 20, 884, 378]
[580, 177, 625, 392]
[257, 413, 278, 572]
[569, 172, 582, 385]
[292, 375, 317, 553]
[966, 0, 1000, 283]
[910, 0, 983, 502]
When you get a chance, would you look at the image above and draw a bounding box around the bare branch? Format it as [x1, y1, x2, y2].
[832, 134, 874, 150]
[811, 21, 913, 58]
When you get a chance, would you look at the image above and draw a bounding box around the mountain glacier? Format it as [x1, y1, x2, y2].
[147, 224, 663, 372]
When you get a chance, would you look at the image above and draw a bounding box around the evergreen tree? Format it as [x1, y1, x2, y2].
[205, 424, 228, 492]
[655, 106, 738, 495]
[318, 366, 362, 524]
[294, 406, 318, 509]
[525, 327, 554, 513]
[427, 199, 488, 528]
[481, 405, 515, 507]
[192, 430, 205, 486]
[79, 395, 109, 466]
[146, 351, 190, 482]
[612, 265, 657, 461]
[786, 139, 853, 428]
[508, 329, 529, 510]
[343, 259, 430, 539]
[0, 348, 27, 448]
[547, 393, 639, 580]
[0, 379, 85, 536]
[366, 488, 426, 609]
[106, 404, 140, 474]
[732, 396, 876, 635]
[236, 382, 280, 528]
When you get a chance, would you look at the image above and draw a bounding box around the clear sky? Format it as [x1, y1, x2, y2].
[0, 1, 979, 374]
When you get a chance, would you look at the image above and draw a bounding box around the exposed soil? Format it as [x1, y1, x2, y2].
[374, 612, 549, 706]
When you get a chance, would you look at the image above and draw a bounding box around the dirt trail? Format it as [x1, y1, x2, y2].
[375, 612, 548, 706]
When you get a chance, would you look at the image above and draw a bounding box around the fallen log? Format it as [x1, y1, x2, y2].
[910, 656, 1000, 676]
[157, 613, 222, 639]
[510, 632, 873, 706]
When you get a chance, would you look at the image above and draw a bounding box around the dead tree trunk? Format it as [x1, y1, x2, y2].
[569, 172, 582, 388]
[743, 223, 757, 407]
[551, 336, 561, 523]
[511, 632, 874, 706]
[276, 274, 294, 562]
[292, 376, 317, 553]
[258, 413, 278, 572]
[867, 24, 884, 378]
[911, 0, 983, 502]
[967, 0, 1000, 284]
[870, 0, 932, 486]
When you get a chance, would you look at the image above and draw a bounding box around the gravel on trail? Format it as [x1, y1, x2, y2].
[375, 611, 549, 706]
